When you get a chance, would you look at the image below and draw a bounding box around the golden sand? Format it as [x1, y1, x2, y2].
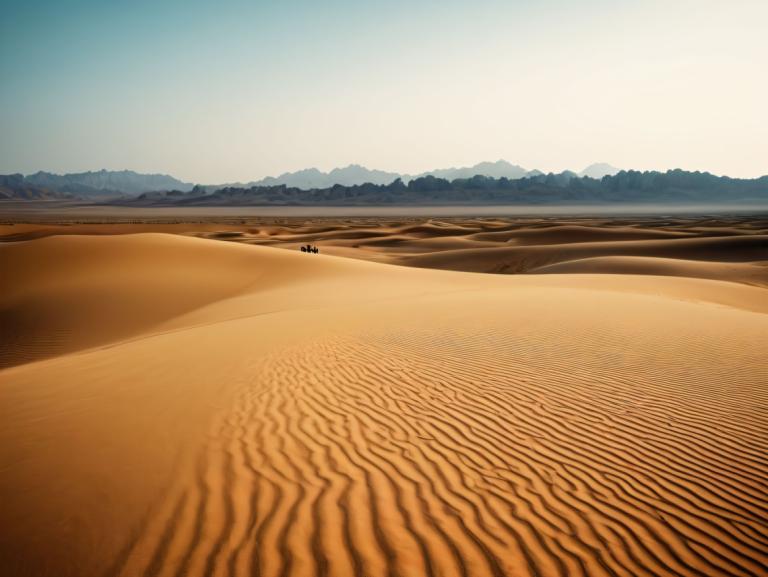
[0, 227, 766, 576]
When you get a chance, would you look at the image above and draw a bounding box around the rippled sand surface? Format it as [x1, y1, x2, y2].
[1, 231, 766, 576]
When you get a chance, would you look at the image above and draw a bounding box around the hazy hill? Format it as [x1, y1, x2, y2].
[414, 160, 531, 181]
[250, 164, 401, 189]
[21, 170, 193, 197]
[580, 163, 621, 178]
[243, 160, 535, 190]
[0, 174, 73, 200]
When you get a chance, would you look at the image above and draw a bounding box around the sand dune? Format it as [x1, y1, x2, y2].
[0, 233, 343, 368]
[1, 232, 767, 576]
[533, 256, 768, 286]
[402, 235, 768, 274]
[467, 223, 697, 244]
[3, 217, 767, 288]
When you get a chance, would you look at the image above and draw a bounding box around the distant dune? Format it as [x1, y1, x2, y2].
[402, 235, 768, 278]
[533, 256, 768, 286]
[2, 216, 767, 288]
[1, 229, 767, 576]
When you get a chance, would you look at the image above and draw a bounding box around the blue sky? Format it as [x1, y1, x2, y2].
[1, 0, 766, 183]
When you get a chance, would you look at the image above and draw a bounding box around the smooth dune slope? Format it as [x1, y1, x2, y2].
[533, 256, 768, 286]
[0, 233, 349, 368]
[1, 233, 767, 577]
[401, 235, 768, 274]
[466, 223, 697, 244]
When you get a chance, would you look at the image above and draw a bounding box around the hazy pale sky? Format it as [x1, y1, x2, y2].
[1, 0, 766, 183]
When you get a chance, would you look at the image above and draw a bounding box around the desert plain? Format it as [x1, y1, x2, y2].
[1, 214, 767, 576]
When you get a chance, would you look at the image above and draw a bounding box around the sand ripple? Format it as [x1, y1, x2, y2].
[116, 327, 768, 577]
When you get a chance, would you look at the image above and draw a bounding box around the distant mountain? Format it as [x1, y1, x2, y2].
[414, 160, 531, 181]
[22, 169, 193, 197]
[0, 174, 73, 200]
[128, 169, 768, 207]
[579, 163, 621, 179]
[3, 163, 623, 200]
[240, 160, 535, 190]
[249, 165, 401, 189]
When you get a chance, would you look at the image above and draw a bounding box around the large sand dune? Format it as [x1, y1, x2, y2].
[3, 217, 767, 286]
[1, 232, 767, 576]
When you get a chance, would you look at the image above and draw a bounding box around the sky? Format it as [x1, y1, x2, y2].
[1, 0, 766, 183]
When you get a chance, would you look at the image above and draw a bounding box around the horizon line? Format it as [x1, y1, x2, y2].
[6, 163, 768, 185]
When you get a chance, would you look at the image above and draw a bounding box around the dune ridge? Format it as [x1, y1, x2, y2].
[532, 256, 768, 287]
[1, 233, 767, 577]
[5, 216, 765, 287]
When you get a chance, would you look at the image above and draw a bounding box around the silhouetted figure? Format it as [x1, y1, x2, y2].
[300, 246, 306, 252]
[312, 246, 319, 254]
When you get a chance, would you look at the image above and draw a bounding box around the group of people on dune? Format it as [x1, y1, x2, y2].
[300, 244, 319, 254]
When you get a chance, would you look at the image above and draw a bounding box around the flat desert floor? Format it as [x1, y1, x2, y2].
[1, 217, 767, 577]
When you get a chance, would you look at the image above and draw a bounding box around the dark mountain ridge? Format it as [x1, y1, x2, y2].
[0, 174, 73, 200]
[130, 170, 768, 207]
[7, 169, 193, 198]
[1, 162, 619, 200]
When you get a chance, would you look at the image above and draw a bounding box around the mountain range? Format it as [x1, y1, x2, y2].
[228, 161, 619, 191]
[0, 162, 632, 200]
[0, 174, 75, 200]
[4, 165, 767, 205]
[0, 170, 193, 200]
[131, 169, 768, 207]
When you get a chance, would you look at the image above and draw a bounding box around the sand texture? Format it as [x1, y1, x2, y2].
[1, 227, 767, 577]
